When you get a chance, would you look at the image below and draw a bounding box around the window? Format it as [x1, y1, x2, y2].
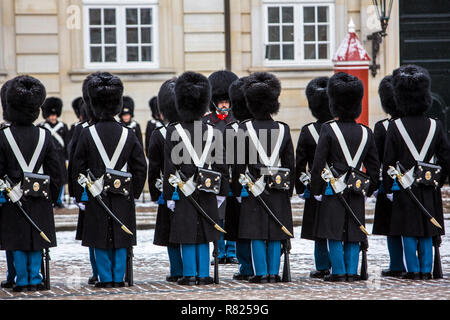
[83, 0, 159, 69]
[263, 1, 334, 66]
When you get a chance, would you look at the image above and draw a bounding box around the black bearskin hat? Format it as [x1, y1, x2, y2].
[378, 75, 402, 118]
[229, 77, 252, 122]
[82, 73, 100, 122]
[1, 79, 13, 122]
[175, 71, 211, 122]
[119, 96, 135, 118]
[78, 101, 89, 122]
[328, 72, 364, 120]
[208, 70, 238, 112]
[72, 97, 83, 119]
[87, 72, 124, 120]
[243, 72, 281, 120]
[6, 75, 46, 125]
[158, 78, 179, 124]
[306, 77, 333, 122]
[148, 96, 160, 120]
[41, 97, 63, 118]
[393, 65, 432, 116]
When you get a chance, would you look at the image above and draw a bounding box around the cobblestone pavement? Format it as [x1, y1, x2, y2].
[0, 224, 449, 300]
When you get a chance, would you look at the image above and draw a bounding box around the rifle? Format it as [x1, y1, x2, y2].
[433, 236, 443, 279]
[282, 239, 291, 282]
[126, 247, 134, 286]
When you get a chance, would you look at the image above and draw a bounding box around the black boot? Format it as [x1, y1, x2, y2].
[177, 276, 197, 286]
[403, 272, 421, 280]
[421, 273, 432, 280]
[166, 275, 182, 283]
[233, 273, 251, 281]
[226, 257, 239, 265]
[13, 285, 28, 292]
[113, 282, 126, 288]
[95, 282, 113, 288]
[197, 277, 214, 285]
[248, 275, 269, 284]
[323, 274, 346, 282]
[1, 280, 15, 289]
[310, 270, 330, 279]
[268, 275, 281, 283]
[346, 274, 362, 282]
[381, 269, 406, 278]
[88, 275, 98, 285]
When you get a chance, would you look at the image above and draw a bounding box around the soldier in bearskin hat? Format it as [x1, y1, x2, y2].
[38, 97, 70, 208]
[310, 72, 380, 282]
[372, 75, 406, 277]
[67, 73, 100, 285]
[119, 96, 143, 147]
[295, 77, 333, 278]
[226, 76, 254, 280]
[0, 75, 63, 292]
[72, 72, 147, 288]
[0, 79, 16, 289]
[149, 78, 183, 282]
[203, 70, 239, 265]
[163, 71, 228, 285]
[237, 72, 295, 283]
[145, 96, 164, 158]
[382, 65, 450, 280]
[68, 97, 84, 142]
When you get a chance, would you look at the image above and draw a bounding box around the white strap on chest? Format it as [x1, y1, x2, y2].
[395, 118, 436, 162]
[307, 124, 320, 144]
[382, 119, 389, 131]
[4, 127, 46, 174]
[82, 122, 89, 128]
[330, 122, 368, 169]
[127, 121, 137, 129]
[231, 122, 239, 133]
[44, 122, 65, 148]
[174, 124, 214, 168]
[246, 121, 284, 167]
[159, 127, 167, 139]
[89, 126, 128, 171]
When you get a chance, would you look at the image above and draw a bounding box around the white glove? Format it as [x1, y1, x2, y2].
[236, 197, 242, 204]
[314, 195, 322, 202]
[386, 193, 393, 202]
[216, 196, 226, 208]
[167, 200, 176, 212]
[298, 193, 305, 200]
[73, 198, 86, 211]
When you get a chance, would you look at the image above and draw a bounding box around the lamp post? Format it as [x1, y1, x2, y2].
[367, 0, 394, 77]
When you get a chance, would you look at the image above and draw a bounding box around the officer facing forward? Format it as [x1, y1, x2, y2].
[72, 73, 147, 288]
[0, 75, 63, 292]
[372, 75, 406, 277]
[383, 65, 450, 280]
[119, 96, 143, 147]
[145, 96, 164, 158]
[295, 77, 333, 278]
[237, 72, 295, 284]
[310, 72, 380, 282]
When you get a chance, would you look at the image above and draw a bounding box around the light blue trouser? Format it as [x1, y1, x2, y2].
[401, 236, 432, 273]
[387, 236, 406, 272]
[236, 240, 253, 276]
[13, 250, 43, 287]
[251, 240, 281, 277]
[181, 243, 210, 278]
[6, 250, 16, 283]
[167, 246, 183, 277]
[89, 247, 98, 277]
[217, 219, 236, 259]
[57, 186, 65, 204]
[314, 239, 331, 271]
[94, 248, 127, 283]
[327, 240, 360, 275]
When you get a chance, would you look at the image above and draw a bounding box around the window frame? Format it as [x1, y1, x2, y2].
[262, 1, 335, 67]
[83, 1, 159, 70]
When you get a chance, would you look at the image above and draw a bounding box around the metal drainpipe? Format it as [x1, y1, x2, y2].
[224, 0, 232, 71]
